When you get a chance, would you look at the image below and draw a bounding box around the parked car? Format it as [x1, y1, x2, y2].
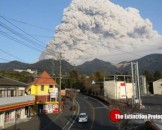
[78, 113, 88, 123]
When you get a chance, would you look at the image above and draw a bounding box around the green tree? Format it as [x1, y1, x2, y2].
[153, 71, 162, 81]
[69, 70, 78, 79]
[92, 71, 104, 82]
[143, 70, 153, 82]
[68, 70, 80, 89]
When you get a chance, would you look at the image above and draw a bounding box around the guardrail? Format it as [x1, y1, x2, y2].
[0, 95, 35, 106]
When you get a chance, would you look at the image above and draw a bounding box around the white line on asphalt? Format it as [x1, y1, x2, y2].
[62, 107, 76, 130]
[62, 111, 75, 130]
[67, 99, 80, 130]
[87, 96, 108, 109]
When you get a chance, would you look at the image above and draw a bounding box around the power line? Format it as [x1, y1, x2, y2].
[0, 32, 57, 61]
[0, 16, 44, 49]
[0, 31, 42, 52]
[0, 15, 53, 32]
[0, 58, 10, 62]
[0, 31, 53, 38]
[0, 48, 25, 62]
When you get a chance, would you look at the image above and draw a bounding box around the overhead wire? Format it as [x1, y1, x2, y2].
[0, 16, 45, 48]
[0, 21, 44, 51]
[7, 16, 54, 32]
[0, 15, 161, 70]
[0, 48, 25, 62]
[0, 15, 58, 60]
[0, 31, 53, 38]
[0, 58, 10, 62]
[0, 31, 42, 52]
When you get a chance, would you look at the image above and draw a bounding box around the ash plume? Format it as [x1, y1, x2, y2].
[39, 0, 162, 65]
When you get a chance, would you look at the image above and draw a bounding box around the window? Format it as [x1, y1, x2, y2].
[41, 85, 44, 91]
[49, 85, 53, 88]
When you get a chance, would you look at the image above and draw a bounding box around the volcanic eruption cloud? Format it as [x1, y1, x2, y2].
[39, 0, 162, 65]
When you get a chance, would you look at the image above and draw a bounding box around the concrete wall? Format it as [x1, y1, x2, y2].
[104, 80, 115, 99]
[20, 108, 25, 119]
[153, 80, 162, 94]
[0, 113, 4, 128]
[140, 75, 147, 95]
[125, 83, 133, 98]
[104, 81, 133, 100]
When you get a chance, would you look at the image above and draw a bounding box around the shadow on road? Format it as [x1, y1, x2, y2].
[3, 113, 62, 130]
[38, 113, 62, 130]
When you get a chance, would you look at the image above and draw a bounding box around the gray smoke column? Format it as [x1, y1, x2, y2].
[39, 0, 162, 65]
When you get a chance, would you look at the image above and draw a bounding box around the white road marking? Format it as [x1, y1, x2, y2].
[67, 99, 80, 130]
[87, 96, 108, 109]
[62, 111, 76, 130]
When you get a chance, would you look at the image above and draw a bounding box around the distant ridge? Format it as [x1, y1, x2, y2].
[0, 54, 162, 75]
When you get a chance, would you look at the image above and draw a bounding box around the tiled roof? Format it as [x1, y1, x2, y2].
[0, 76, 28, 87]
[33, 71, 57, 85]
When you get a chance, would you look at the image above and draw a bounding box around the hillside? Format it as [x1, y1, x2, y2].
[76, 58, 118, 74]
[117, 54, 162, 74]
[0, 54, 162, 75]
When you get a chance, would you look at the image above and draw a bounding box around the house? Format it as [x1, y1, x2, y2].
[153, 79, 162, 95]
[26, 71, 59, 114]
[0, 76, 35, 129]
[104, 75, 133, 100]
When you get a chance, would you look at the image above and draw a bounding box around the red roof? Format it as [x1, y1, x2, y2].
[34, 71, 57, 85]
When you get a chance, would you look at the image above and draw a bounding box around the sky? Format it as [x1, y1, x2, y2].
[0, 0, 162, 64]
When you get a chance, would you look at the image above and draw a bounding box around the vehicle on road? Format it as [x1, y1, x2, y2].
[78, 113, 88, 123]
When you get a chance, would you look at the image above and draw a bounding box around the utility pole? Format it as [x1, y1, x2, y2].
[51, 59, 54, 78]
[58, 52, 63, 112]
[131, 62, 142, 107]
[34, 69, 37, 80]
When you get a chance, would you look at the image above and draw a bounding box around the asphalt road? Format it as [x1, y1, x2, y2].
[4, 95, 118, 130]
[70, 94, 118, 130]
[142, 95, 162, 106]
[4, 98, 75, 130]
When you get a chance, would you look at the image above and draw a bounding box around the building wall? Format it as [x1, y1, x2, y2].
[140, 75, 147, 95]
[104, 81, 115, 99]
[35, 95, 50, 103]
[20, 108, 25, 119]
[125, 83, 133, 98]
[104, 81, 133, 100]
[30, 85, 56, 95]
[153, 80, 162, 94]
[0, 113, 4, 128]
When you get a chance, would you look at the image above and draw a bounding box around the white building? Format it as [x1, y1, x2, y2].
[139, 75, 147, 95]
[104, 75, 133, 100]
[14, 69, 36, 74]
[153, 79, 162, 95]
[0, 76, 35, 129]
